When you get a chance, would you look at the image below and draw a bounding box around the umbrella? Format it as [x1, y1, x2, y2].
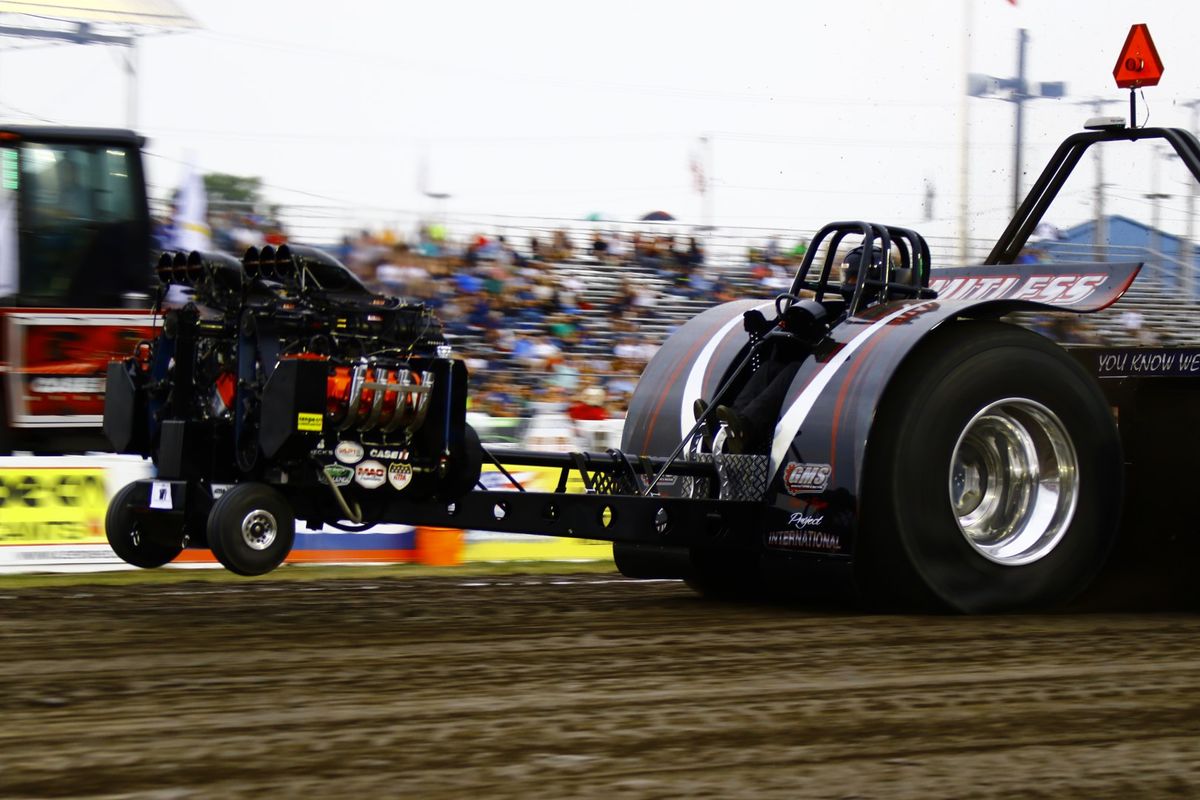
[584, 211, 607, 222]
[640, 210, 675, 222]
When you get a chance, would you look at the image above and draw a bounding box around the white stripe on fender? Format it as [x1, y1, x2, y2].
[680, 302, 774, 442]
[769, 302, 937, 478]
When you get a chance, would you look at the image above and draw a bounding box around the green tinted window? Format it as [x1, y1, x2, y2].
[18, 142, 147, 304]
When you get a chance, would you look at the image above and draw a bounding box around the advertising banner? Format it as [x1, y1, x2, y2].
[4, 312, 157, 427]
[0, 466, 109, 545]
[0, 455, 153, 571]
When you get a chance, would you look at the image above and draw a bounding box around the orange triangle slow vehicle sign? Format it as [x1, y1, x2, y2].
[1113, 24, 1164, 89]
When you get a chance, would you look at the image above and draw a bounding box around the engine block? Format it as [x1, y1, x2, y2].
[104, 244, 480, 525]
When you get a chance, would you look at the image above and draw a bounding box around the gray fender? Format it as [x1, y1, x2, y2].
[622, 298, 772, 464]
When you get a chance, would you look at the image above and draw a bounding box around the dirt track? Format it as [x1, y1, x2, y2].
[2, 571, 1200, 799]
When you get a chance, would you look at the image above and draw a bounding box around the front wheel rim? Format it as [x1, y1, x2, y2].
[948, 398, 1078, 566]
[240, 509, 278, 551]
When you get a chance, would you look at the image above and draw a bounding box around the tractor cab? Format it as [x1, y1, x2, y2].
[0, 126, 153, 308]
[0, 126, 157, 452]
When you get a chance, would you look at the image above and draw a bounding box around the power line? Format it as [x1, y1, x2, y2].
[192, 27, 960, 110]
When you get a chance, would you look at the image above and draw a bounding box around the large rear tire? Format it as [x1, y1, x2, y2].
[682, 547, 763, 601]
[858, 321, 1122, 613]
[105, 482, 184, 569]
[613, 542, 762, 600]
[207, 483, 295, 576]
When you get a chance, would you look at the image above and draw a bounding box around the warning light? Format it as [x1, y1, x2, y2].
[1113, 24, 1164, 89]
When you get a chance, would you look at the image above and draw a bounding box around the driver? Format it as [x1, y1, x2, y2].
[709, 244, 888, 454]
[839, 244, 887, 291]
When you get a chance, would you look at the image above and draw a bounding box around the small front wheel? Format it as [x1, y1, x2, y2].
[207, 483, 295, 576]
[105, 482, 184, 569]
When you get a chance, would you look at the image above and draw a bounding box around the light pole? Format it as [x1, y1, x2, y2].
[0, 11, 198, 129]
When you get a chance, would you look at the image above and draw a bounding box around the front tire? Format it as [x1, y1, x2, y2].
[105, 482, 184, 569]
[858, 321, 1122, 613]
[207, 483, 295, 576]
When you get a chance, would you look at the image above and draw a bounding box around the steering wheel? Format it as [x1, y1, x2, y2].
[774, 293, 805, 318]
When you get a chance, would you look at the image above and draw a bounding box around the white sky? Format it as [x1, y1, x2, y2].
[1, 0, 1199, 251]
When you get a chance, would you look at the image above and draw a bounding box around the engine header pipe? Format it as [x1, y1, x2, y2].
[171, 251, 190, 285]
[187, 250, 245, 292]
[273, 244, 299, 284]
[155, 252, 176, 285]
[242, 246, 261, 281]
[258, 245, 278, 281]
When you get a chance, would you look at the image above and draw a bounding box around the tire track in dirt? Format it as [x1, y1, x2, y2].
[2, 575, 1199, 798]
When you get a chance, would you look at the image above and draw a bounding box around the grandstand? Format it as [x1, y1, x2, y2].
[441, 236, 1200, 414]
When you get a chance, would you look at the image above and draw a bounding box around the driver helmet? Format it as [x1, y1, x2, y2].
[840, 245, 888, 287]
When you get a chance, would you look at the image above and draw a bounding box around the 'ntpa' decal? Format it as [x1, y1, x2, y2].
[387, 462, 413, 491]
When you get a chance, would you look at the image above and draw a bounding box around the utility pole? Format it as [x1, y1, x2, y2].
[124, 39, 138, 129]
[701, 134, 715, 234]
[1147, 144, 1170, 278]
[1076, 98, 1123, 261]
[958, 0, 973, 264]
[968, 29, 1066, 219]
[1012, 29, 1027, 216]
[1184, 100, 1200, 298]
[0, 12, 196, 129]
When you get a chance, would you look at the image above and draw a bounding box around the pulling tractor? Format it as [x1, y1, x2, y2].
[104, 117, 1200, 612]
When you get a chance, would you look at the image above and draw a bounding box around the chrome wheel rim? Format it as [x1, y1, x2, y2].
[948, 398, 1078, 566]
[240, 509, 278, 551]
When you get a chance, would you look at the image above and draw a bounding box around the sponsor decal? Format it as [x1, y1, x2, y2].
[296, 412, 323, 432]
[765, 529, 842, 553]
[640, 474, 677, 489]
[788, 512, 824, 529]
[783, 462, 831, 495]
[334, 441, 365, 464]
[354, 459, 387, 489]
[149, 481, 173, 510]
[368, 448, 408, 461]
[1094, 348, 1200, 378]
[387, 462, 414, 491]
[320, 464, 353, 487]
[29, 377, 107, 394]
[928, 273, 1107, 306]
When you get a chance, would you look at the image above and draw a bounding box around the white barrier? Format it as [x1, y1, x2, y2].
[0, 454, 154, 572]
